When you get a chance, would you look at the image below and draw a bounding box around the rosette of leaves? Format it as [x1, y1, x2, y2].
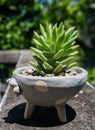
[30, 23, 79, 75]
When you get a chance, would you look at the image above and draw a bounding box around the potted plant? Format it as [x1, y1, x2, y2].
[8, 23, 88, 123]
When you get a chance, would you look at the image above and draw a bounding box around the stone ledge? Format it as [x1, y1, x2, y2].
[0, 50, 95, 130]
[0, 50, 32, 63]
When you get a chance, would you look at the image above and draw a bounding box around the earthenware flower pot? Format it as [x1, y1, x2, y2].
[8, 66, 88, 123]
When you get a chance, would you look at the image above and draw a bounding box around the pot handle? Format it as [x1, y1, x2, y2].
[7, 78, 22, 96]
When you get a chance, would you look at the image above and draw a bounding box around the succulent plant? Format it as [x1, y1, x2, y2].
[30, 23, 79, 75]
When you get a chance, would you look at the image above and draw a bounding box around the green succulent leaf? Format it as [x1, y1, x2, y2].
[29, 61, 38, 68]
[43, 51, 53, 58]
[57, 22, 64, 37]
[68, 51, 79, 56]
[30, 61, 45, 75]
[70, 30, 78, 38]
[65, 27, 75, 37]
[53, 49, 64, 60]
[53, 64, 63, 73]
[32, 55, 42, 64]
[39, 36, 49, 50]
[52, 23, 57, 42]
[46, 23, 52, 41]
[33, 31, 40, 41]
[64, 45, 79, 55]
[60, 56, 74, 64]
[56, 34, 65, 50]
[43, 61, 53, 70]
[31, 47, 47, 61]
[50, 43, 56, 54]
[63, 27, 75, 42]
[68, 62, 77, 68]
[62, 36, 78, 48]
[32, 38, 43, 50]
[71, 41, 76, 45]
[40, 24, 46, 38]
[67, 45, 79, 52]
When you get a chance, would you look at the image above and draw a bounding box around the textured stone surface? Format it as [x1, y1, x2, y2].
[0, 82, 7, 102]
[0, 50, 95, 130]
[0, 85, 95, 130]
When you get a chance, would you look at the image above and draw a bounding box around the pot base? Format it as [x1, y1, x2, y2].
[24, 102, 67, 123]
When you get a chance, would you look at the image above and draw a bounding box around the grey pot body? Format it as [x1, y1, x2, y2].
[13, 67, 88, 107]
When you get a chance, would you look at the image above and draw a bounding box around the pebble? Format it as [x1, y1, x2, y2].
[26, 69, 32, 73]
[66, 70, 71, 73]
[19, 69, 34, 75]
[45, 74, 54, 77]
[65, 73, 69, 76]
[69, 71, 78, 76]
[79, 90, 83, 94]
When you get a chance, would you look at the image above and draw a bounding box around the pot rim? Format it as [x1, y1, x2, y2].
[13, 66, 88, 80]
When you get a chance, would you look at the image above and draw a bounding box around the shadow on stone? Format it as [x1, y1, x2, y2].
[3, 103, 76, 127]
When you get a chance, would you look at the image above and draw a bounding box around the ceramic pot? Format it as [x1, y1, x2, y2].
[8, 66, 88, 122]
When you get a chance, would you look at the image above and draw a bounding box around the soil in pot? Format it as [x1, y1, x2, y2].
[19, 68, 80, 77]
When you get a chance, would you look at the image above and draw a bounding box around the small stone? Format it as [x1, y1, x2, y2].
[21, 70, 27, 75]
[32, 70, 39, 76]
[25, 73, 29, 76]
[69, 71, 78, 76]
[60, 72, 65, 76]
[45, 74, 54, 77]
[26, 69, 32, 74]
[13, 86, 20, 94]
[66, 70, 71, 73]
[74, 94, 78, 98]
[65, 73, 69, 76]
[79, 90, 83, 94]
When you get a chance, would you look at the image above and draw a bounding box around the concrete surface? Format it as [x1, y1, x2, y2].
[0, 50, 95, 130]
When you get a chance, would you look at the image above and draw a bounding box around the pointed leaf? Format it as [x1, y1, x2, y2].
[57, 22, 64, 36]
[50, 43, 56, 54]
[46, 23, 52, 41]
[68, 45, 79, 51]
[31, 47, 42, 54]
[52, 23, 57, 42]
[32, 55, 42, 63]
[53, 64, 63, 73]
[70, 30, 78, 39]
[40, 36, 49, 49]
[43, 51, 53, 58]
[29, 61, 38, 69]
[64, 45, 79, 54]
[53, 49, 64, 60]
[31, 47, 47, 61]
[29, 61, 45, 75]
[56, 34, 65, 50]
[43, 61, 53, 70]
[64, 27, 75, 42]
[62, 36, 78, 48]
[65, 27, 75, 37]
[67, 62, 77, 69]
[32, 38, 44, 49]
[60, 57, 74, 64]
[69, 51, 79, 56]
[33, 31, 40, 41]
[40, 24, 46, 38]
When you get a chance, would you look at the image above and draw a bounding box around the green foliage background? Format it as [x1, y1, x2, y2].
[0, 0, 95, 84]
